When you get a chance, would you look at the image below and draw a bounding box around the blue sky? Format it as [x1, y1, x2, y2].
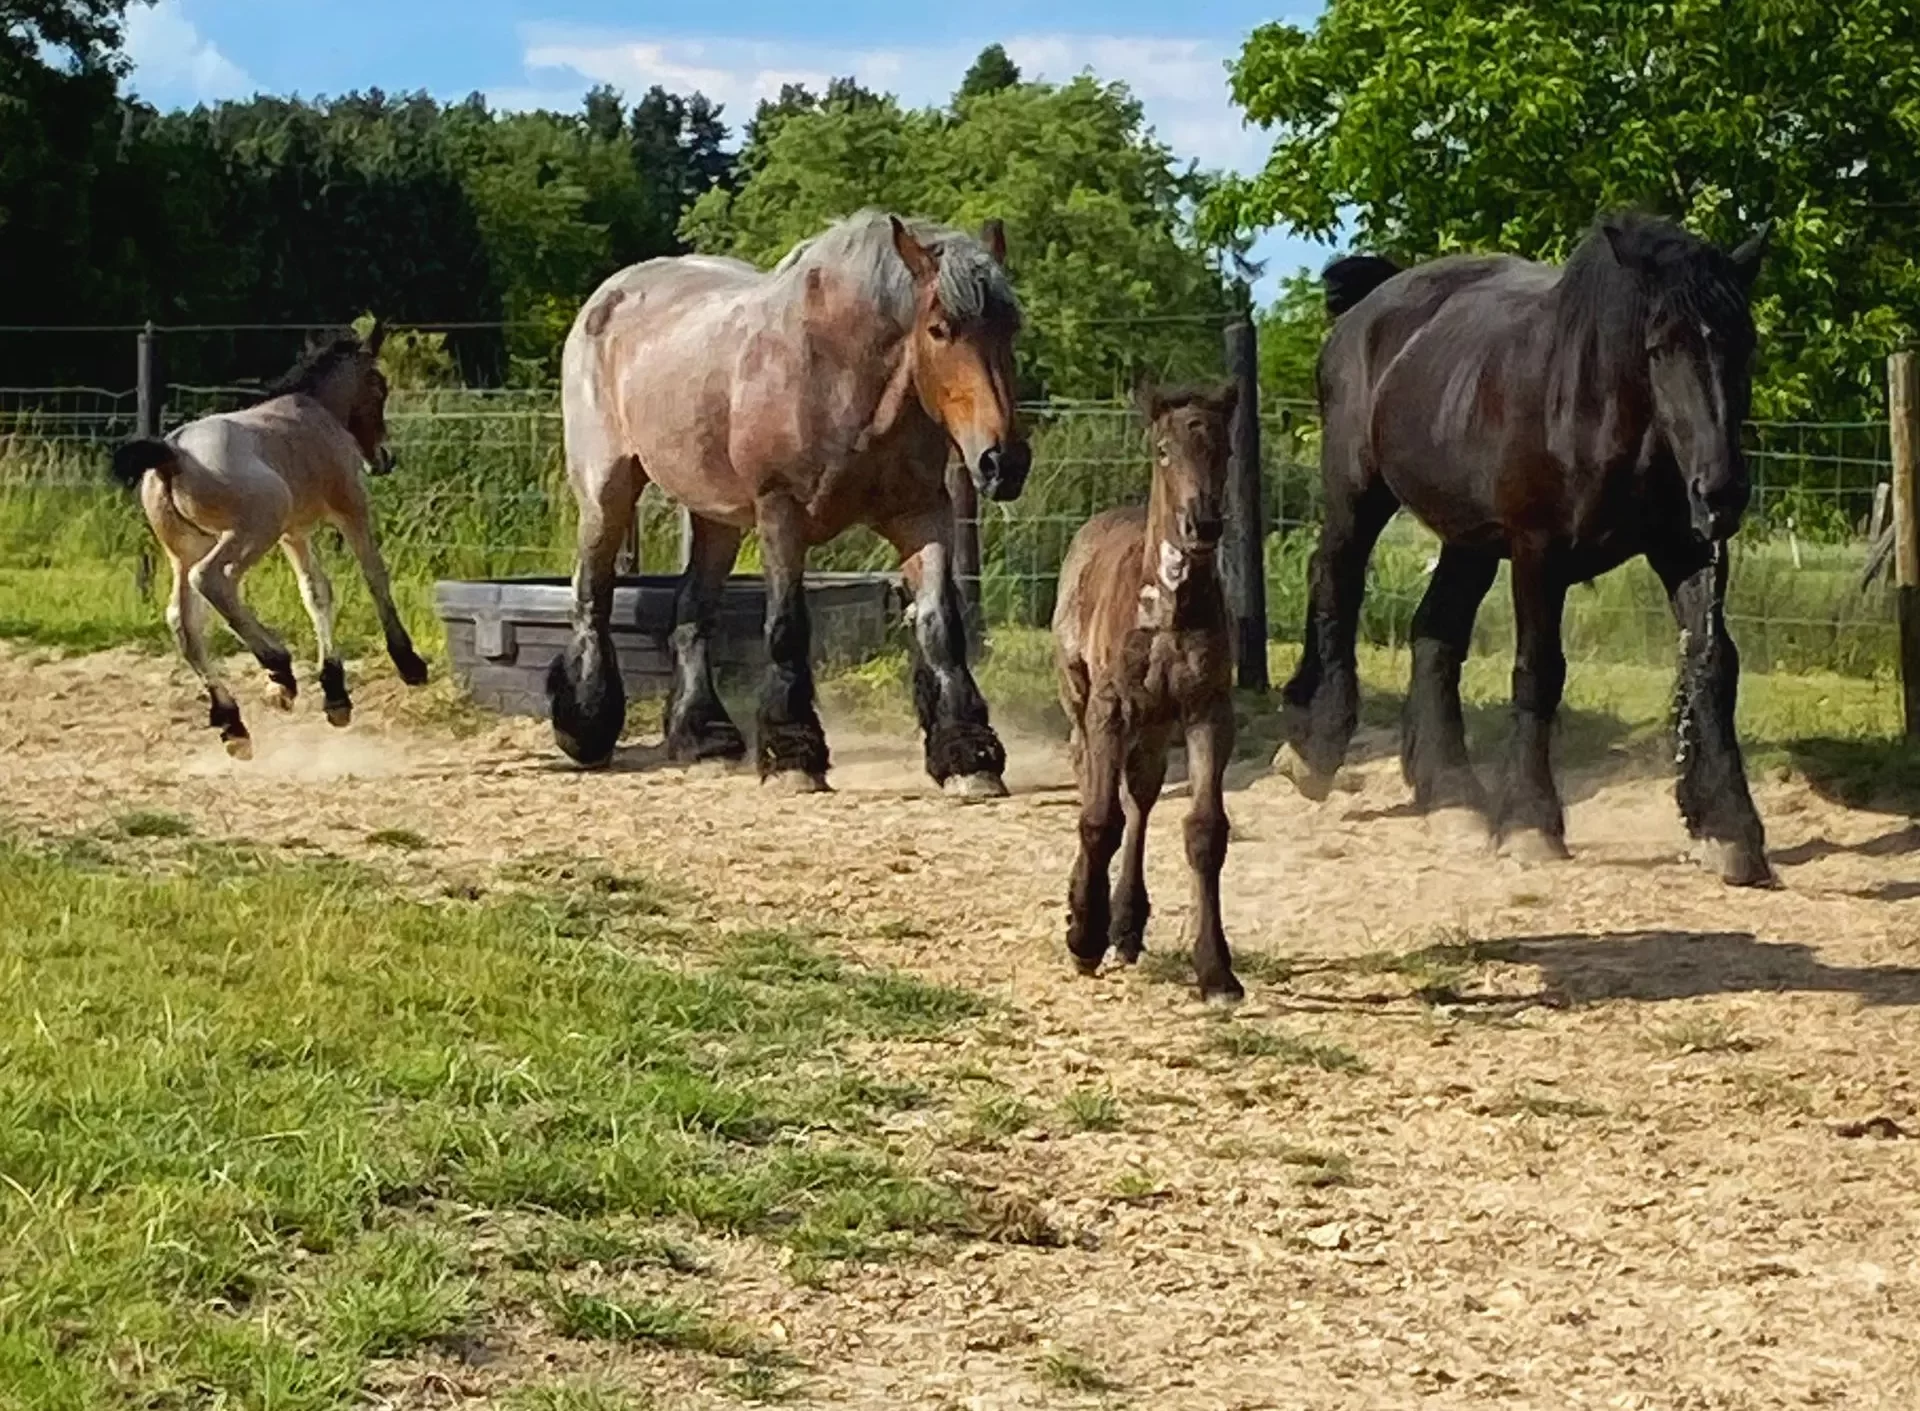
[122, 0, 1340, 304]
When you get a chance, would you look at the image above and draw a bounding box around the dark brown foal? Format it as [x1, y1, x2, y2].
[1052, 381, 1243, 1003]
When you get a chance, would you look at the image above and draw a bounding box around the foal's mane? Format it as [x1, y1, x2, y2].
[260, 334, 372, 402]
[773, 210, 1020, 331]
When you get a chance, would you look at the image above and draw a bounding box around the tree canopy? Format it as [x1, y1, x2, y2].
[1207, 0, 1920, 418]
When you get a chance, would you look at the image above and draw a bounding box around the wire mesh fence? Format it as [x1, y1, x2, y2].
[0, 369, 1903, 682]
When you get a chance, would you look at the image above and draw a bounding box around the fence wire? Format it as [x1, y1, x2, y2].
[0, 382, 1902, 681]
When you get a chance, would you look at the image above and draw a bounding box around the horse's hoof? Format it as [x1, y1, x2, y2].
[1427, 806, 1493, 850]
[1499, 828, 1570, 863]
[1696, 837, 1775, 887]
[764, 769, 830, 795]
[391, 644, 431, 687]
[223, 733, 254, 761]
[1071, 954, 1103, 978]
[942, 772, 1007, 801]
[1272, 743, 1334, 802]
[1200, 982, 1245, 1008]
[265, 683, 295, 712]
[325, 704, 353, 729]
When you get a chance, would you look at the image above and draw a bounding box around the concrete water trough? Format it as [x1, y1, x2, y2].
[434, 573, 905, 717]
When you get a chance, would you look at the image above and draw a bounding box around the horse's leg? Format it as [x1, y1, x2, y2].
[187, 528, 298, 706]
[1648, 540, 1771, 885]
[167, 549, 249, 757]
[882, 504, 1008, 796]
[282, 533, 350, 727]
[549, 455, 640, 766]
[754, 491, 829, 790]
[336, 496, 430, 689]
[1185, 697, 1242, 1004]
[1066, 702, 1124, 975]
[1277, 477, 1397, 800]
[1110, 728, 1170, 966]
[666, 515, 747, 763]
[1495, 540, 1570, 860]
[1402, 544, 1498, 834]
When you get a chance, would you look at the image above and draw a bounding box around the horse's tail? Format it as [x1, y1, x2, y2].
[110, 437, 178, 492]
[1322, 254, 1403, 318]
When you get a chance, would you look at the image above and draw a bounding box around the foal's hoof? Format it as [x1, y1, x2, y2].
[1427, 806, 1493, 851]
[1499, 828, 1570, 864]
[325, 704, 353, 729]
[1695, 837, 1776, 888]
[764, 769, 830, 795]
[1272, 743, 1335, 802]
[942, 772, 1007, 801]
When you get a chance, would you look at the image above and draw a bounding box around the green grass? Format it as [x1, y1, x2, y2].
[1060, 1087, 1123, 1133]
[365, 826, 431, 851]
[1035, 1346, 1119, 1395]
[0, 837, 983, 1408]
[116, 809, 193, 839]
[540, 1291, 755, 1356]
[1202, 1023, 1368, 1073]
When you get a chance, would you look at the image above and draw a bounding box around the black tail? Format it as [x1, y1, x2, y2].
[1322, 254, 1402, 318]
[110, 437, 176, 491]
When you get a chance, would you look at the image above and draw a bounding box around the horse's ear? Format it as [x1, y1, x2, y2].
[980, 218, 1007, 266]
[890, 216, 938, 284]
[1132, 378, 1164, 423]
[366, 318, 388, 357]
[1600, 222, 1637, 270]
[1730, 221, 1771, 287]
[1209, 380, 1241, 421]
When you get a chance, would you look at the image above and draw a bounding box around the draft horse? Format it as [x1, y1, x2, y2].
[110, 324, 429, 757]
[1277, 212, 1775, 886]
[1053, 382, 1244, 1002]
[550, 210, 1030, 795]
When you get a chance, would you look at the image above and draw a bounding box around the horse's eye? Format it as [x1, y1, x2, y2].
[928, 322, 951, 343]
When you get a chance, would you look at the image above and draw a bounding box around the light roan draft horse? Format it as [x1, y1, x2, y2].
[1277, 212, 1774, 885]
[550, 210, 1030, 794]
[1054, 382, 1244, 1003]
[110, 324, 429, 757]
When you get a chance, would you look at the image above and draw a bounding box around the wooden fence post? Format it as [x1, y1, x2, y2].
[1223, 319, 1270, 691]
[948, 459, 983, 647]
[1891, 351, 1920, 740]
[135, 321, 159, 438]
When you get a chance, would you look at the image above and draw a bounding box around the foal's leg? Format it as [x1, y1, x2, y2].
[1648, 540, 1771, 886]
[1185, 698, 1242, 1003]
[282, 534, 350, 727]
[1277, 477, 1397, 800]
[1110, 730, 1170, 965]
[665, 515, 747, 763]
[883, 504, 1008, 796]
[1402, 544, 1498, 827]
[1495, 540, 1570, 860]
[550, 455, 640, 766]
[754, 491, 829, 789]
[167, 551, 250, 757]
[188, 528, 298, 704]
[336, 497, 429, 688]
[1066, 702, 1124, 975]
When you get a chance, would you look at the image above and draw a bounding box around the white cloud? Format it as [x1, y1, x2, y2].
[123, 0, 255, 106]
[497, 26, 1339, 293]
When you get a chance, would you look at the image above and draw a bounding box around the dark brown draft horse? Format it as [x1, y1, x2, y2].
[551, 210, 1030, 795]
[109, 324, 429, 757]
[1054, 382, 1244, 1003]
[1277, 212, 1774, 885]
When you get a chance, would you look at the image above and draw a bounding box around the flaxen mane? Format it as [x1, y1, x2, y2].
[773, 210, 1020, 330]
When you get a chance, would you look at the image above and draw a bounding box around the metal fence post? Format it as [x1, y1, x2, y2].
[135, 321, 159, 438]
[1890, 350, 1920, 739]
[1223, 319, 1270, 691]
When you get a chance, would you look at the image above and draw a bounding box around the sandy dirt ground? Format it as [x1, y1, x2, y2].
[3, 642, 1917, 1410]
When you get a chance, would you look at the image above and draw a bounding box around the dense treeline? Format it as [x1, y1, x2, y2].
[0, 11, 1245, 398]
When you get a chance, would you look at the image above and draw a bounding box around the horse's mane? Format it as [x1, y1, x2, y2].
[1552, 212, 1754, 379]
[772, 209, 1020, 330]
[260, 334, 368, 402]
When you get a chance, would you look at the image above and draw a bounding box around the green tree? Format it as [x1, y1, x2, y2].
[1208, 0, 1920, 418]
[685, 73, 1238, 400]
[956, 44, 1021, 102]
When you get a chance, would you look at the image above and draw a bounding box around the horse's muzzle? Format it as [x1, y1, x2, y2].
[370, 447, 398, 477]
[1690, 476, 1748, 542]
[973, 441, 1031, 502]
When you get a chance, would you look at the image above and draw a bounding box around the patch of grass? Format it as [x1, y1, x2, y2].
[1203, 1023, 1368, 1073]
[1134, 947, 1291, 989]
[542, 1291, 757, 1356]
[366, 826, 430, 851]
[0, 839, 979, 1407]
[1061, 1086, 1123, 1133]
[1108, 1169, 1165, 1202]
[1645, 1014, 1765, 1056]
[1035, 1346, 1119, 1395]
[965, 1091, 1034, 1145]
[1278, 1146, 1355, 1188]
[504, 1382, 651, 1411]
[505, 1219, 705, 1276]
[723, 1358, 802, 1403]
[1482, 1089, 1608, 1120]
[116, 808, 193, 839]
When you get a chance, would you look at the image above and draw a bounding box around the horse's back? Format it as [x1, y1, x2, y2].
[1054, 506, 1147, 677]
[164, 398, 356, 533]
